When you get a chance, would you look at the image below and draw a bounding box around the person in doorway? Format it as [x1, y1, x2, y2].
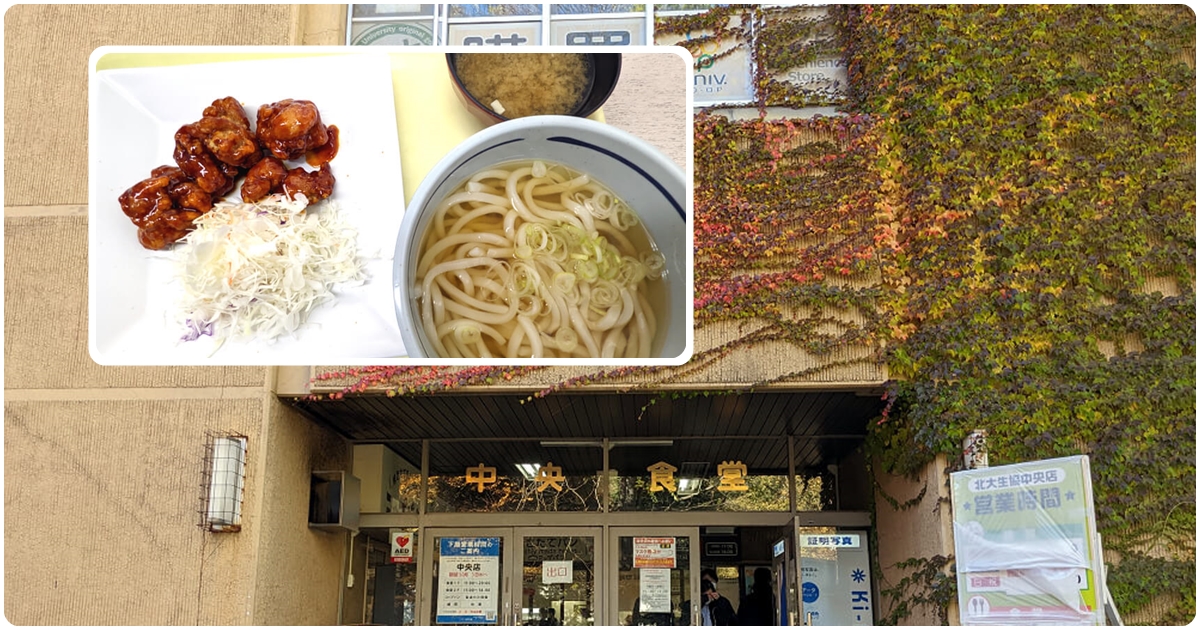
[737, 567, 775, 626]
[700, 568, 719, 588]
[701, 579, 736, 626]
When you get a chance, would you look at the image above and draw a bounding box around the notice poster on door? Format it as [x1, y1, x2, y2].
[437, 537, 500, 625]
[390, 528, 415, 564]
[542, 560, 573, 584]
[639, 568, 672, 613]
[633, 537, 676, 568]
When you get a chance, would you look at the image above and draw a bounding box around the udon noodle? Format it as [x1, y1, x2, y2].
[415, 160, 666, 359]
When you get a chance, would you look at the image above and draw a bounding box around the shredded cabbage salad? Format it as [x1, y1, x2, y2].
[174, 194, 364, 345]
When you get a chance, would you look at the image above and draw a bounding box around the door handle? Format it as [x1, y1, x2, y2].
[805, 611, 813, 626]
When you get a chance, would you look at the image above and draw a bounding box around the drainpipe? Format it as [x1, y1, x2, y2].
[337, 530, 359, 624]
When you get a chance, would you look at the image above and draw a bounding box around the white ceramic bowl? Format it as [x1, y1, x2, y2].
[393, 115, 690, 364]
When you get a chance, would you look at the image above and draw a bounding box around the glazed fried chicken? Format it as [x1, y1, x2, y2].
[173, 96, 259, 194]
[282, 163, 336, 203]
[203, 96, 253, 129]
[118, 166, 213, 250]
[256, 99, 331, 161]
[242, 158, 335, 204]
[240, 157, 288, 203]
[117, 95, 341, 249]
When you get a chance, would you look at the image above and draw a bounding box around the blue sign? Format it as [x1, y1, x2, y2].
[802, 581, 820, 604]
[440, 536, 500, 557]
[437, 537, 501, 624]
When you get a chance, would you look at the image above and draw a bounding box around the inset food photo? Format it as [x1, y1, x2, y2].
[87, 47, 691, 366]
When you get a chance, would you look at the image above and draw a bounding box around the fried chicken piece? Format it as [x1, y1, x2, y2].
[306, 125, 340, 167]
[203, 96, 253, 129]
[172, 97, 259, 194]
[282, 163, 335, 203]
[174, 126, 234, 195]
[256, 99, 330, 161]
[137, 207, 205, 250]
[194, 115, 259, 168]
[118, 165, 214, 249]
[119, 170, 174, 223]
[240, 157, 288, 203]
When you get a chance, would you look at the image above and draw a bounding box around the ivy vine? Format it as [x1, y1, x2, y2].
[312, 5, 1195, 624]
[850, 4, 1195, 624]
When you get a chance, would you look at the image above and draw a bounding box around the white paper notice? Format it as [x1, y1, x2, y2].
[542, 560, 573, 584]
[639, 568, 672, 614]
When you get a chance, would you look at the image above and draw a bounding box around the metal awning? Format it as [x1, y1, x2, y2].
[288, 389, 884, 474]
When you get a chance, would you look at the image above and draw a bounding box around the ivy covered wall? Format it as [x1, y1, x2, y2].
[845, 4, 1196, 624]
[312, 5, 1195, 623]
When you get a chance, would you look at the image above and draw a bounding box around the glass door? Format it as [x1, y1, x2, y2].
[422, 527, 514, 625]
[796, 528, 874, 626]
[608, 527, 699, 626]
[514, 527, 603, 626]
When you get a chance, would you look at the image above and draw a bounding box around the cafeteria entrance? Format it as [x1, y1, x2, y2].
[292, 388, 884, 625]
[353, 516, 874, 625]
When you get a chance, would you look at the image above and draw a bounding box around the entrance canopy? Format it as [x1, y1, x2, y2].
[290, 390, 883, 476]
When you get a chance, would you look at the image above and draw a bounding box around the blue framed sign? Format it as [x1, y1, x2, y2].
[436, 537, 502, 624]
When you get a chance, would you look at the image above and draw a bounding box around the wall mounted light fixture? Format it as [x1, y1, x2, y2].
[199, 433, 248, 532]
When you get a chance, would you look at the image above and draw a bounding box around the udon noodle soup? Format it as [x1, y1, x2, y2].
[414, 160, 667, 359]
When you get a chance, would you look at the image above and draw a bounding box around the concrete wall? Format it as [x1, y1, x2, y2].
[872, 455, 956, 626]
[250, 397, 353, 625]
[4, 4, 352, 625]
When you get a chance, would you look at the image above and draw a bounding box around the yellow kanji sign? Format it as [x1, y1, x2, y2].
[647, 461, 678, 493]
[716, 460, 749, 492]
[536, 462, 565, 492]
[465, 463, 497, 493]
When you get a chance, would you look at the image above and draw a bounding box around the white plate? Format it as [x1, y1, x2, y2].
[88, 53, 408, 365]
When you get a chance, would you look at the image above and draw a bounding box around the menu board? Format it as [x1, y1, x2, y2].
[437, 537, 501, 625]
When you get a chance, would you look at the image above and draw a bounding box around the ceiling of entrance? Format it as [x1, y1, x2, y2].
[289, 390, 884, 474]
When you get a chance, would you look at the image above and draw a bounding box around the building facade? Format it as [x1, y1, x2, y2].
[19, 3, 1170, 627]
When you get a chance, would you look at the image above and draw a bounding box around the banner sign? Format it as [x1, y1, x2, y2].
[437, 537, 501, 625]
[951, 455, 1104, 625]
[633, 537, 676, 569]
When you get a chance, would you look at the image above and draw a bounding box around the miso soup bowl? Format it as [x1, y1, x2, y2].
[393, 116, 691, 364]
[446, 52, 622, 127]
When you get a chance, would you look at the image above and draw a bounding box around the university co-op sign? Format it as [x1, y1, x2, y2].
[655, 22, 753, 104]
[352, 22, 435, 46]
